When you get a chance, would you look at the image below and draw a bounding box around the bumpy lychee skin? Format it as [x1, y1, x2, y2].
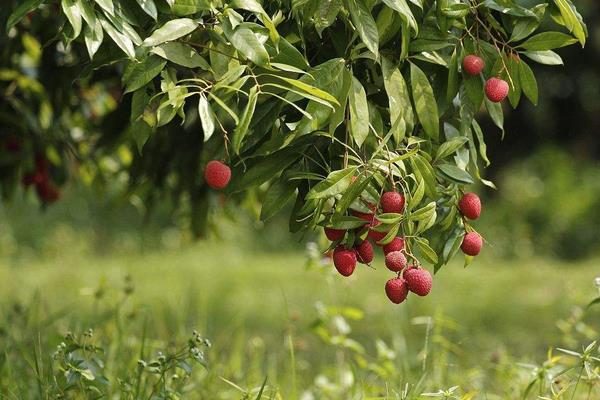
[485, 78, 509, 103]
[383, 237, 405, 255]
[385, 251, 407, 272]
[354, 240, 374, 264]
[458, 192, 482, 220]
[381, 191, 405, 214]
[333, 246, 357, 277]
[385, 278, 409, 304]
[324, 227, 345, 241]
[404, 268, 432, 296]
[462, 55, 485, 76]
[204, 160, 231, 190]
[461, 232, 483, 256]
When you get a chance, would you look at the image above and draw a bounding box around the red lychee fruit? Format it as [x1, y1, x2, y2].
[381, 191, 405, 214]
[204, 160, 231, 190]
[383, 237, 404, 255]
[385, 251, 407, 272]
[402, 264, 415, 280]
[462, 55, 485, 76]
[333, 246, 357, 277]
[461, 232, 483, 256]
[354, 240, 374, 264]
[458, 192, 481, 220]
[385, 278, 409, 304]
[485, 78, 509, 103]
[404, 268, 432, 296]
[324, 227, 345, 241]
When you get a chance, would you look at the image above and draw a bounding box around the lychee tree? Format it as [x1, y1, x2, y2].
[2, 0, 587, 299]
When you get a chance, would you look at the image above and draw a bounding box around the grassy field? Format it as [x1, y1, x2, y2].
[1, 242, 599, 399]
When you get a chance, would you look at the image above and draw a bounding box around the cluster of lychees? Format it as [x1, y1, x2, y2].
[324, 191, 484, 304]
[324, 190, 433, 304]
[462, 54, 509, 103]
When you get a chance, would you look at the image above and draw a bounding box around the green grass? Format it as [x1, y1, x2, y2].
[1, 243, 599, 398]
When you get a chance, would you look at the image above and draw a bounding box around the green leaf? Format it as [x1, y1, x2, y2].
[227, 27, 270, 67]
[314, 0, 343, 34]
[123, 56, 166, 93]
[382, 57, 413, 144]
[415, 238, 438, 264]
[99, 16, 135, 58]
[151, 42, 210, 69]
[232, 86, 258, 154]
[233, 148, 304, 192]
[446, 47, 459, 103]
[410, 63, 439, 141]
[275, 77, 339, 105]
[346, 0, 379, 57]
[198, 95, 216, 142]
[435, 137, 468, 160]
[83, 18, 104, 59]
[471, 119, 490, 167]
[381, 0, 417, 33]
[335, 175, 373, 215]
[437, 163, 474, 184]
[95, 0, 114, 15]
[6, 0, 45, 32]
[170, 0, 210, 16]
[306, 167, 357, 200]
[411, 201, 436, 221]
[260, 181, 297, 221]
[484, 97, 503, 131]
[349, 76, 369, 147]
[142, 18, 197, 46]
[62, 0, 83, 39]
[509, 18, 540, 42]
[519, 60, 538, 105]
[521, 50, 563, 65]
[553, 0, 586, 46]
[135, 0, 157, 19]
[519, 32, 577, 51]
[330, 215, 369, 229]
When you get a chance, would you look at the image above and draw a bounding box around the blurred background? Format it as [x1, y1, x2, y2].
[0, 0, 599, 398]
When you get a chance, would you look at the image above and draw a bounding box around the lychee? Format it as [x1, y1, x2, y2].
[485, 78, 509, 103]
[385, 278, 409, 304]
[461, 232, 483, 256]
[324, 227, 345, 241]
[385, 251, 407, 272]
[462, 55, 485, 76]
[381, 191, 405, 214]
[333, 246, 357, 277]
[204, 160, 231, 190]
[36, 181, 60, 203]
[354, 240, 374, 264]
[404, 268, 432, 296]
[458, 192, 481, 220]
[383, 237, 404, 255]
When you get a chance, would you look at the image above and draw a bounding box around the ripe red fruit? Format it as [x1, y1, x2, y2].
[462, 55, 485, 76]
[385, 278, 409, 304]
[485, 78, 509, 103]
[380, 191, 405, 214]
[461, 232, 483, 256]
[324, 227, 345, 241]
[404, 268, 432, 296]
[204, 160, 231, 190]
[385, 251, 407, 272]
[333, 246, 357, 277]
[354, 240, 374, 264]
[383, 237, 404, 255]
[458, 192, 482, 220]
